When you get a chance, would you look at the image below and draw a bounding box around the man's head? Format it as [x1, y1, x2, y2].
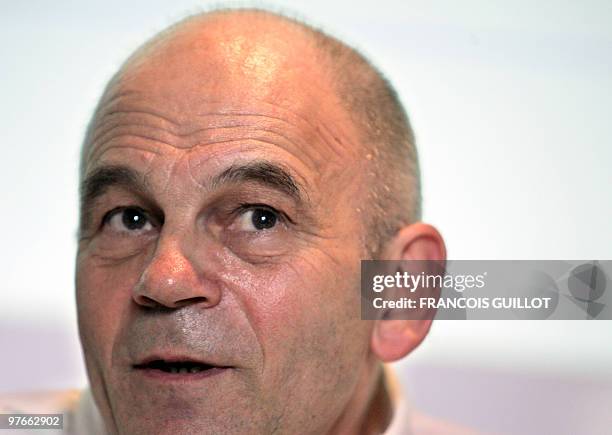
[76, 8, 445, 434]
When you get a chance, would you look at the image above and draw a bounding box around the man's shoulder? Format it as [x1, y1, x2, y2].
[385, 397, 482, 435]
[0, 389, 81, 414]
[383, 365, 483, 435]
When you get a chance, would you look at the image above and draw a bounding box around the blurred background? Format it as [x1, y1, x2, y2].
[1, 1, 611, 433]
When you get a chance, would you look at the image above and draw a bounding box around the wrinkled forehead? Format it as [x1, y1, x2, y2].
[83, 22, 362, 173]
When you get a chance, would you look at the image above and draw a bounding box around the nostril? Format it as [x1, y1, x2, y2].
[131, 252, 222, 309]
[133, 294, 212, 310]
[134, 294, 165, 309]
[173, 296, 210, 308]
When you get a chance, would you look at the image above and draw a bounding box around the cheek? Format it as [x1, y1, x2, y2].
[238, 247, 368, 381]
[75, 251, 144, 365]
[242, 248, 372, 428]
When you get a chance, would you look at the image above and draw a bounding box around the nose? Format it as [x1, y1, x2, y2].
[132, 240, 221, 310]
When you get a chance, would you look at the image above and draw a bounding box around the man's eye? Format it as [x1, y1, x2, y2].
[233, 206, 280, 232]
[103, 207, 156, 234]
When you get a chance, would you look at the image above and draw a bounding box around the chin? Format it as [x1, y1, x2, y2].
[106, 395, 270, 435]
[123, 419, 219, 435]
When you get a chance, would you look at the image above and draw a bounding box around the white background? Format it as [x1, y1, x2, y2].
[1, 1, 611, 430]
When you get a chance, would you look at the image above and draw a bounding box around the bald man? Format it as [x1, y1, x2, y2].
[0, 8, 472, 435]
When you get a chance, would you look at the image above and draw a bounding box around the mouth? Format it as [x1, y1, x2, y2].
[132, 357, 231, 380]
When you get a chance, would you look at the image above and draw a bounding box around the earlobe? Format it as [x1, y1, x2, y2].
[370, 222, 446, 362]
[371, 318, 433, 362]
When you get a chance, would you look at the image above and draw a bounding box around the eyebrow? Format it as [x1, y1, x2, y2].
[79, 161, 304, 228]
[79, 165, 150, 230]
[210, 161, 303, 202]
[80, 165, 147, 208]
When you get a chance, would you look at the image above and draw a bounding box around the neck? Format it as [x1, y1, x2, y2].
[328, 362, 395, 435]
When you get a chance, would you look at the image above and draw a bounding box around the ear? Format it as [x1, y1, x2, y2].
[370, 223, 446, 362]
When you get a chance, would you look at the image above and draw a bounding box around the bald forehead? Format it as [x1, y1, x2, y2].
[86, 11, 360, 162]
[115, 12, 330, 103]
[82, 11, 367, 176]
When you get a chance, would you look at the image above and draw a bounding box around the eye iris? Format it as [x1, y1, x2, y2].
[251, 209, 277, 230]
[122, 208, 146, 230]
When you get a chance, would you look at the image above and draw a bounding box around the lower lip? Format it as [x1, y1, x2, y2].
[133, 367, 230, 382]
